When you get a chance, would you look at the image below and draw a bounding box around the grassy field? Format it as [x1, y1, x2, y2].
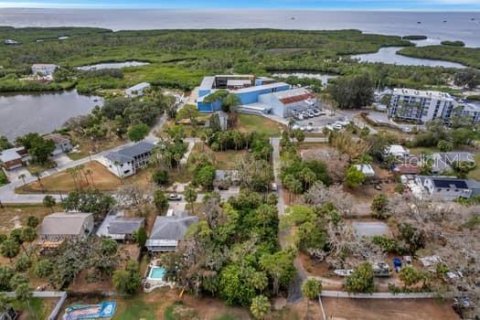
[190, 143, 247, 170]
[18, 161, 159, 193]
[18, 161, 121, 193]
[237, 114, 285, 137]
[468, 153, 480, 180]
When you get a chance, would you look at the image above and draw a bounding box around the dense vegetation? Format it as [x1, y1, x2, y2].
[162, 191, 295, 307]
[0, 27, 461, 94]
[399, 45, 480, 68]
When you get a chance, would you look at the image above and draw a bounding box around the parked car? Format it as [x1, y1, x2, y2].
[271, 183, 278, 191]
[332, 123, 343, 130]
[168, 193, 182, 201]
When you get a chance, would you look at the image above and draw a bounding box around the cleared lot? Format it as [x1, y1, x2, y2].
[322, 297, 459, 320]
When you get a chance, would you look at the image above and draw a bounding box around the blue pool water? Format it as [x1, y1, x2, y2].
[148, 266, 166, 280]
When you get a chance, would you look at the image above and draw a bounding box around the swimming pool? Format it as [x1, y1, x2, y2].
[148, 266, 166, 280]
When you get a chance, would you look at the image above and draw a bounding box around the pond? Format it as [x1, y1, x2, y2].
[0, 90, 102, 141]
[76, 61, 149, 71]
[271, 72, 338, 86]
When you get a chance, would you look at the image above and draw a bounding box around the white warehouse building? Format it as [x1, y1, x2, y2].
[388, 88, 456, 123]
[258, 88, 318, 118]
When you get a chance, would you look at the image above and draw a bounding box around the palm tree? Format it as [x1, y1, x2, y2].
[85, 169, 95, 188]
[18, 174, 26, 187]
[42, 195, 56, 213]
[250, 295, 270, 320]
[32, 171, 44, 192]
[184, 184, 198, 214]
[21, 227, 37, 257]
[0, 239, 19, 263]
[66, 168, 78, 191]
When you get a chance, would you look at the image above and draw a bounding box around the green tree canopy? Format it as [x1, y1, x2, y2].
[127, 122, 150, 142]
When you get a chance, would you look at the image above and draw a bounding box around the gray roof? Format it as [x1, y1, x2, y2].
[105, 141, 154, 164]
[40, 212, 92, 236]
[149, 215, 198, 241]
[233, 82, 290, 94]
[199, 76, 215, 91]
[107, 217, 144, 235]
[0, 147, 24, 163]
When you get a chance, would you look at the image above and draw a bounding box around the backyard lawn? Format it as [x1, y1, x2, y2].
[237, 114, 285, 137]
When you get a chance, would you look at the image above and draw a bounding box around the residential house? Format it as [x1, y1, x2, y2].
[418, 176, 472, 201]
[430, 152, 475, 174]
[384, 145, 410, 158]
[125, 82, 151, 98]
[98, 141, 155, 178]
[354, 164, 375, 178]
[0, 147, 30, 170]
[146, 213, 199, 252]
[31, 64, 57, 76]
[44, 133, 73, 156]
[97, 213, 145, 241]
[39, 212, 94, 242]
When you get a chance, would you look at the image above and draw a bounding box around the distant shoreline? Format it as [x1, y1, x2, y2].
[0, 9, 479, 47]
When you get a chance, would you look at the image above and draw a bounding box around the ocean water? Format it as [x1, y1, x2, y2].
[0, 9, 479, 47]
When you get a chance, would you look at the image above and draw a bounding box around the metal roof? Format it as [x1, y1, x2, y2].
[107, 217, 145, 235]
[40, 212, 92, 236]
[104, 141, 155, 164]
[232, 82, 290, 94]
[149, 215, 198, 242]
[0, 147, 25, 163]
[199, 76, 215, 90]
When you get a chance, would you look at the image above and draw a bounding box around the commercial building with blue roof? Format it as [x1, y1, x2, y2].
[197, 74, 291, 113]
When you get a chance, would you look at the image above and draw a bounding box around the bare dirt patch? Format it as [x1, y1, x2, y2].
[322, 297, 459, 320]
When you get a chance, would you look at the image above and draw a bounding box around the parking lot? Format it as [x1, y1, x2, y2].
[291, 107, 355, 132]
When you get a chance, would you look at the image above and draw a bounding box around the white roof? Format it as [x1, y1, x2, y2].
[354, 164, 375, 176]
[385, 144, 408, 154]
[126, 82, 150, 92]
[233, 82, 290, 94]
[0, 147, 24, 163]
[32, 63, 57, 68]
[268, 87, 311, 99]
[227, 79, 252, 87]
[393, 88, 453, 100]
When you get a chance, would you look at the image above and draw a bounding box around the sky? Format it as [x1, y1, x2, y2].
[0, 0, 480, 10]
